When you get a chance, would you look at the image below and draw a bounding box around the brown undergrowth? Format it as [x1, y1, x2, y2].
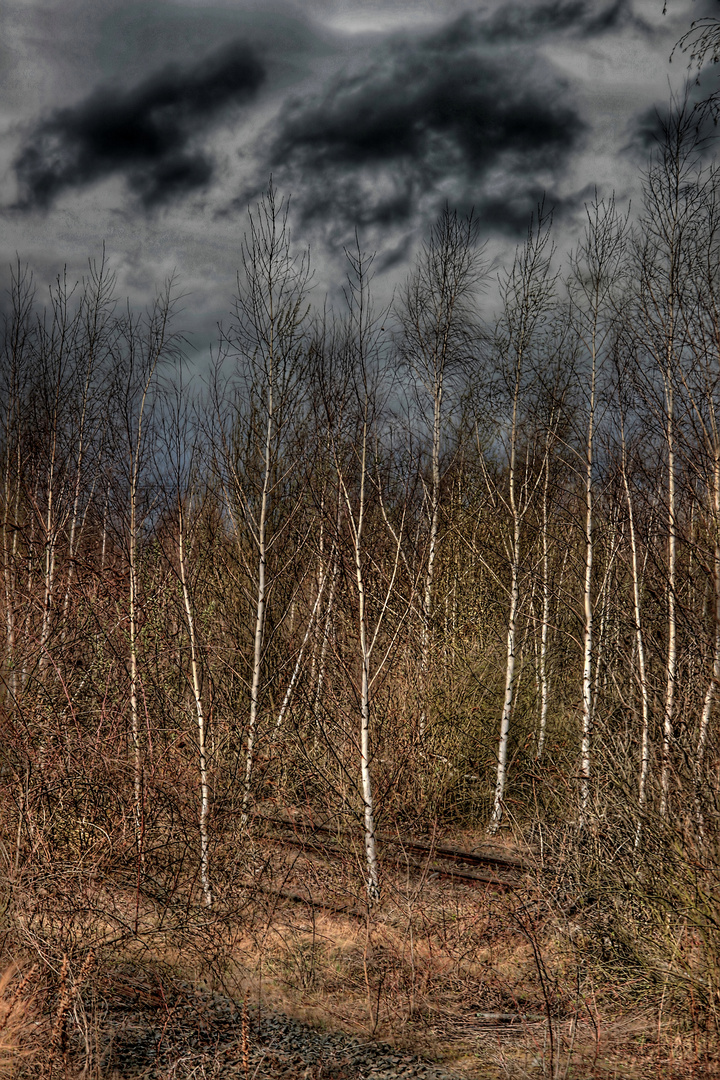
[224, 828, 716, 1079]
[2, 815, 720, 1078]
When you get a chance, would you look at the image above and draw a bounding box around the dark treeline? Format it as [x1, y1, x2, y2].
[4, 101, 720, 1018]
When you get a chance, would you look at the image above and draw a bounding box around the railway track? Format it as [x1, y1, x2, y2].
[254, 812, 530, 893]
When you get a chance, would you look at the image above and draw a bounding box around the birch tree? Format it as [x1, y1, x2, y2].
[635, 102, 704, 817]
[113, 282, 178, 846]
[2, 260, 115, 695]
[533, 332, 574, 762]
[318, 243, 404, 900]
[568, 194, 628, 824]
[396, 208, 485, 738]
[673, 162, 720, 837]
[1, 264, 34, 705]
[59, 254, 118, 636]
[487, 206, 557, 834]
[31, 270, 84, 679]
[213, 184, 311, 828]
[159, 380, 214, 907]
[613, 343, 654, 844]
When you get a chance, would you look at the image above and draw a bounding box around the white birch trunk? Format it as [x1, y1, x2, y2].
[591, 512, 620, 718]
[129, 465, 142, 846]
[352, 428, 380, 900]
[327, 243, 406, 900]
[222, 186, 311, 830]
[487, 208, 556, 833]
[38, 421, 58, 674]
[568, 194, 628, 825]
[2, 391, 20, 705]
[537, 443, 551, 759]
[313, 486, 342, 726]
[579, 318, 597, 825]
[2, 268, 32, 703]
[127, 311, 166, 850]
[313, 549, 338, 724]
[620, 430, 651, 846]
[177, 497, 213, 908]
[661, 374, 677, 817]
[240, 378, 272, 828]
[490, 521, 519, 834]
[695, 455, 720, 838]
[419, 384, 442, 739]
[274, 568, 327, 734]
[61, 351, 94, 630]
[21, 477, 39, 691]
[397, 209, 484, 745]
[489, 367, 521, 835]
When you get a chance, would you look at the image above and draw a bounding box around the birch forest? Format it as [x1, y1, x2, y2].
[7, 99, 720, 1071]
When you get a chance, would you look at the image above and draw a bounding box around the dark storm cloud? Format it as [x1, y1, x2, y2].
[263, 12, 587, 239]
[13, 42, 265, 210]
[625, 74, 718, 159]
[482, 0, 651, 41]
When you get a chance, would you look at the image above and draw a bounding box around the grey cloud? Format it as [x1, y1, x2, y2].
[482, 0, 652, 41]
[13, 41, 265, 210]
[260, 12, 587, 239]
[477, 187, 583, 236]
[625, 76, 717, 159]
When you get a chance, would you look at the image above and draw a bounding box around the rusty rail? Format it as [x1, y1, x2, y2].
[254, 813, 528, 890]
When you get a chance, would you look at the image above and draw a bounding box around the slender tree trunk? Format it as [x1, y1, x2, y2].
[537, 442, 551, 759]
[419, 385, 442, 738]
[38, 420, 58, 675]
[240, 366, 272, 828]
[621, 427, 652, 845]
[568, 194, 628, 824]
[21, 477, 39, 690]
[490, 372, 521, 835]
[579, 321, 597, 824]
[352, 423, 380, 899]
[397, 209, 484, 745]
[2, 266, 33, 703]
[61, 353, 94, 630]
[491, 528, 520, 834]
[311, 481, 342, 728]
[661, 374, 677, 817]
[591, 509, 620, 718]
[313, 545, 338, 724]
[274, 567, 327, 734]
[359, 605, 380, 901]
[487, 207, 556, 832]
[695, 453, 720, 837]
[2, 385, 20, 705]
[126, 303, 168, 851]
[129, 468, 142, 846]
[220, 186, 311, 830]
[178, 496, 213, 908]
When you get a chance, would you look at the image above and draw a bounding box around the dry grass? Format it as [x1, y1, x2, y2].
[0, 963, 38, 1077]
[200, 826, 713, 1079]
[3, 816, 720, 1078]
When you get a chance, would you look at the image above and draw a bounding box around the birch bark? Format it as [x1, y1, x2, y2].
[1, 265, 34, 705]
[213, 186, 310, 829]
[568, 195, 627, 825]
[397, 209, 483, 740]
[121, 285, 176, 848]
[177, 493, 213, 908]
[320, 243, 404, 900]
[488, 207, 556, 834]
[537, 445, 551, 760]
[617, 406, 652, 843]
[635, 108, 700, 818]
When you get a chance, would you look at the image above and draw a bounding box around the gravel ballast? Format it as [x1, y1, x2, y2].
[101, 990, 467, 1079]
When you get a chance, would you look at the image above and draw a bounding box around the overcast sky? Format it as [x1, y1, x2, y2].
[1, 0, 717, 355]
